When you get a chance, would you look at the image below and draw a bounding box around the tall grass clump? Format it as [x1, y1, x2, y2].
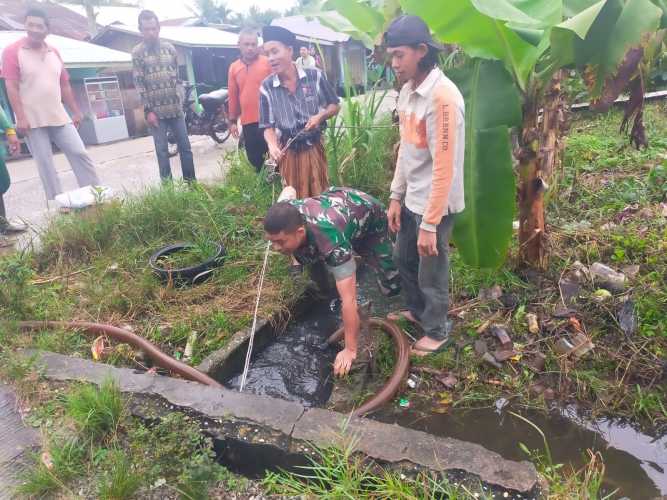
[327, 86, 398, 199]
[66, 378, 124, 441]
[263, 439, 485, 499]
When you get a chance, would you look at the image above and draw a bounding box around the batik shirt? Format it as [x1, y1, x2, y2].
[132, 40, 183, 119]
[290, 187, 386, 280]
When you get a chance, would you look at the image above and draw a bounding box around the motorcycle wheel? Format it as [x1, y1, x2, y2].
[210, 123, 231, 144]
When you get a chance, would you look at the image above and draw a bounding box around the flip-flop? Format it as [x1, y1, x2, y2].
[387, 310, 421, 326]
[411, 337, 454, 357]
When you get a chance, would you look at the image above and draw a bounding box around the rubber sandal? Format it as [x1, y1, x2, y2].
[411, 337, 454, 357]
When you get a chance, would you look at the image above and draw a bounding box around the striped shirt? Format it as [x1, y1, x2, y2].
[259, 65, 338, 144]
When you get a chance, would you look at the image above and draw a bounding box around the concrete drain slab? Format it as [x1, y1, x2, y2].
[0, 384, 40, 498]
[24, 350, 539, 494]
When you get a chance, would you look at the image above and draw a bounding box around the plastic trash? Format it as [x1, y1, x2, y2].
[399, 397, 410, 408]
[54, 185, 113, 209]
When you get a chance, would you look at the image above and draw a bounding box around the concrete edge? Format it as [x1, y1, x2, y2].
[24, 349, 539, 493]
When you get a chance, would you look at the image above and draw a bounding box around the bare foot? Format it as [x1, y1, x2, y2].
[411, 336, 450, 357]
[387, 310, 420, 325]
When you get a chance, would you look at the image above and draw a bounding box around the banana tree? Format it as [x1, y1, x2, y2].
[312, 0, 665, 269]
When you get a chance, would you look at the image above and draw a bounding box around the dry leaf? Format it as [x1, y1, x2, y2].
[41, 452, 54, 470]
[91, 336, 107, 361]
[526, 313, 539, 334]
[569, 316, 583, 333]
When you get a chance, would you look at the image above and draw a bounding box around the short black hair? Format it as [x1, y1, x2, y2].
[411, 44, 439, 73]
[264, 202, 304, 234]
[25, 7, 49, 28]
[138, 9, 159, 30]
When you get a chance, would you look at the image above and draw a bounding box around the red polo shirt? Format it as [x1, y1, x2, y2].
[227, 55, 271, 126]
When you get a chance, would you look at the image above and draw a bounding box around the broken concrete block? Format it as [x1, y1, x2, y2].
[482, 352, 503, 369]
[474, 340, 488, 356]
[590, 262, 626, 292]
[490, 325, 513, 350]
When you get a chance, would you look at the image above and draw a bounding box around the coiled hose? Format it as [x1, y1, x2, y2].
[326, 318, 411, 417]
[17, 321, 223, 388]
[19, 318, 410, 416]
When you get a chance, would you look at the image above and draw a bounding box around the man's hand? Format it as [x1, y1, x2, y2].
[417, 228, 438, 257]
[387, 199, 401, 234]
[304, 113, 322, 131]
[72, 112, 83, 129]
[7, 134, 20, 156]
[229, 123, 239, 139]
[146, 111, 159, 129]
[333, 347, 357, 377]
[268, 142, 283, 164]
[15, 117, 30, 137]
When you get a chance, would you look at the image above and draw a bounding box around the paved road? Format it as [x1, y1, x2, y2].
[0, 384, 40, 498]
[3, 134, 236, 241]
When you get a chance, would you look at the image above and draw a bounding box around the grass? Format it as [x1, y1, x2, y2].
[16, 381, 253, 499]
[0, 153, 301, 367]
[66, 378, 124, 442]
[263, 438, 488, 499]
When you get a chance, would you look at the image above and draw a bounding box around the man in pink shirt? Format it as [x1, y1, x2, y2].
[2, 8, 99, 202]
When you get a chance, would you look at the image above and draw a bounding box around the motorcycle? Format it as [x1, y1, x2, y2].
[167, 83, 231, 157]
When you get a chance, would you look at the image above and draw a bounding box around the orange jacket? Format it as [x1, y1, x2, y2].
[227, 55, 272, 125]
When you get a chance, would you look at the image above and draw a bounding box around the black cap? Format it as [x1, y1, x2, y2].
[383, 15, 443, 51]
[262, 25, 296, 47]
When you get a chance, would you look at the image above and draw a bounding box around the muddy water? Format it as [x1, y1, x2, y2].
[225, 266, 667, 498]
[373, 402, 667, 499]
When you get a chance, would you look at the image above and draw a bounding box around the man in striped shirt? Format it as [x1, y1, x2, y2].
[384, 16, 466, 355]
[259, 25, 340, 199]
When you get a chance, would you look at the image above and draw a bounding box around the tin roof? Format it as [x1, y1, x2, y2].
[94, 24, 239, 48]
[271, 15, 350, 45]
[0, 31, 132, 69]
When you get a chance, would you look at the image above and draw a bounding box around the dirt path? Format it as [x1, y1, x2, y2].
[0, 384, 40, 498]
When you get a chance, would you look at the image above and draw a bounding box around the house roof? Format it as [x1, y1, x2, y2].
[0, 0, 91, 41]
[0, 31, 132, 69]
[61, 2, 195, 29]
[271, 15, 350, 46]
[94, 24, 239, 48]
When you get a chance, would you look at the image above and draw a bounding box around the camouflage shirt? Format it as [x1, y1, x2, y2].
[290, 187, 387, 271]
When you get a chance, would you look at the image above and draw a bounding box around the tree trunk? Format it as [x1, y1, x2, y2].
[517, 71, 567, 269]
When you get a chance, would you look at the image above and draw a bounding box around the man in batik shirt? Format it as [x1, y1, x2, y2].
[264, 186, 400, 377]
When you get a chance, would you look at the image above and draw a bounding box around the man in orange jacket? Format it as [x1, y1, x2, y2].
[227, 28, 272, 171]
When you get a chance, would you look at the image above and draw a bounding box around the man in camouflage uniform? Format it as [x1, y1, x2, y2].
[264, 186, 400, 376]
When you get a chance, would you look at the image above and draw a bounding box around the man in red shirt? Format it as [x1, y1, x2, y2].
[2, 8, 99, 202]
[227, 28, 272, 172]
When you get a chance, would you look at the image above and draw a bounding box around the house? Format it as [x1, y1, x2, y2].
[0, 0, 92, 41]
[0, 31, 133, 144]
[93, 24, 240, 91]
[271, 15, 368, 93]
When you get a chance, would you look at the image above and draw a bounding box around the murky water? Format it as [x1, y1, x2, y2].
[373, 402, 667, 499]
[225, 266, 666, 498]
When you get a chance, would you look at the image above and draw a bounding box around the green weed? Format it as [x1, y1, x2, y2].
[17, 436, 86, 497]
[98, 449, 142, 500]
[66, 378, 124, 442]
